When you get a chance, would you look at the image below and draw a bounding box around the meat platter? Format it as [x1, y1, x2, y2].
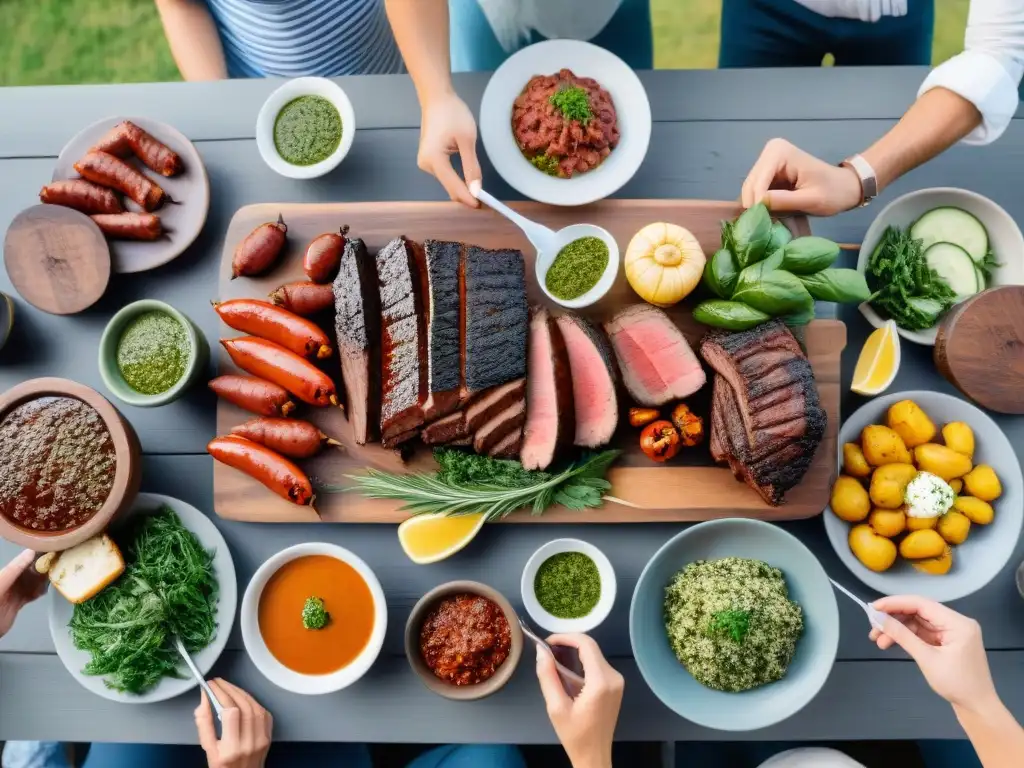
[214, 200, 845, 523]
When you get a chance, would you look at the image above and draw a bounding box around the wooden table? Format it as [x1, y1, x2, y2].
[0, 70, 1022, 745]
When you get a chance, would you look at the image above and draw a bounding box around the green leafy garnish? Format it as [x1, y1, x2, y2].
[866, 225, 957, 331]
[549, 86, 593, 123]
[975, 250, 1001, 284]
[529, 153, 561, 177]
[708, 609, 751, 644]
[302, 596, 330, 630]
[340, 449, 621, 523]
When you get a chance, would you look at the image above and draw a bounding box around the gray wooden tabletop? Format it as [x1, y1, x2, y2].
[0, 69, 1022, 745]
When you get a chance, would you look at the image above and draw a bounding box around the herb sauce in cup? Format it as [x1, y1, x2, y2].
[534, 551, 601, 619]
[116, 311, 190, 395]
[545, 236, 610, 300]
[274, 96, 343, 166]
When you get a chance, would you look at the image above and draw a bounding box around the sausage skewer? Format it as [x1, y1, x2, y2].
[209, 375, 296, 416]
[91, 213, 163, 241]
[230, 417, 342, 459]
[74, 151, 166, 211]
[213, 299, 332, 359]
[90, 120, 184, 177]
[207, 435, 315, 508]
[221, 336, 339, 408]
[39, 180, 124, 215]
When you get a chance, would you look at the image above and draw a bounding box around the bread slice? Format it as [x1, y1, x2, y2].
[36, 534, 125, 604]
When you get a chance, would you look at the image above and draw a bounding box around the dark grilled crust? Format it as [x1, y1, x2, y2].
[464, 246, 528, 393]
[420, 410, 468, 445]
[424, 240, 462, 403]
[465, 379, 527, 432]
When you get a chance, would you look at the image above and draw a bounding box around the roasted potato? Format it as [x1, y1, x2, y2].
[913, 443, 973, 481]
[941, 422, 975, 459]
[953, 496, 995, 525]
[843, 442, 872, 478]
[962, 465, 1002, 501]
[849, 524, 898, 572]
[831, 475, 871, 522]
[912, 546, 953, 576]
[906, 514, 939, 531]
[887, 400, 936, 448]
[899, 529, 947, 560]
[937, 511, 971, 545]
[869, 463, 918, 509]
[861, 425, 912, 466]
[949, 478, 963, 494]
[868, 507, 907, 538]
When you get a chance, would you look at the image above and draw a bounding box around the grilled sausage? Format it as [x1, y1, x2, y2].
[213, 299, 332, 359]
[221, 337, 338, 407]
[232, 215, 287, 278]
[207, 435, 315, 506]
[39, 179, 124, 215]
[268, 281, 333, 316]
[209, 375, 296, 417]
[91, 120, 184, 177]
[303, 226, 348, 283]
[74, 151, 166, 211]
[90, 212, 162, 241]
[230, 417, 341, 459]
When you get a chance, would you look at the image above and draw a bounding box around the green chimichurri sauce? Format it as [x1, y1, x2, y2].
[545, 236, 610, 300]
[116, 311, 190, 395]
[534, 551, 601, 619]
[273, 95, 343, 166]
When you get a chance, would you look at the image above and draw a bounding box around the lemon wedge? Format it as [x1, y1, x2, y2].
[852, 320, 900, 395]
[397, 513, 486, 564]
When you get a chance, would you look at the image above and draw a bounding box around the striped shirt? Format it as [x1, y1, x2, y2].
[205, 0, 404, 77]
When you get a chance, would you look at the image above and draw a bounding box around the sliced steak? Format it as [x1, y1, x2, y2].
[381, 425, 421, 450]
[464, 379, 526, 433]
[488, 427, 523, 459]
[555, 313, 619, 448]
[473, 398, 526, 455]
[448, 435, 474, 447]
[604, 304, 706, 405]
[333, 237, 380, 445]
[521, 307, 575, 471]
[420, 410, 468, 445]
[423, 240, 463, 421]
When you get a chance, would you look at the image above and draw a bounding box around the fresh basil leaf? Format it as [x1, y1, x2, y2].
[732, 203, 772, 269]
[732, 265, 813, 316]
[780, 236, 841, 275]
[766, 221, 793, 255]
[798, 268, 871, 303]
[703, 248, 740, 299]
[693, 300, 772, 331]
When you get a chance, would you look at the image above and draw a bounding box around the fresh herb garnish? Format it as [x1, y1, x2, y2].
[529, 153, 561, 176]
[708, 609, 751, 644]
[866, 225, 957, 331]
[341, 449, 621, 522]
[975, 250, 1001, 284]
[302, 596, 329, 630]
[549, 85, 593, 123]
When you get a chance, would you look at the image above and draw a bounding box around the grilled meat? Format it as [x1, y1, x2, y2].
[556, 313, 619, 448]
[521, 307, 575, 471]
[423, 240, 463, 421]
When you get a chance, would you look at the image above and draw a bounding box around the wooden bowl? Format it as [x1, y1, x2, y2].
[0, 378, 141, 551]
[405, 580, 523, 701]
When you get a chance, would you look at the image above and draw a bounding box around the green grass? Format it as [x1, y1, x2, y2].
[0, 0, 970, 86]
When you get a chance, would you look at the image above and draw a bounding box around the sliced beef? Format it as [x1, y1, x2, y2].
[464, 379, 526, 433]
[333, 237, 380, 445]
[604, 304, 706, 406]
[488, 427, 523, 459]
[377, 236, 429, 442]
[448, 435, 474, 447]
[423, 240, 463, 421]
[420, 410, 468, 445]
[555, 313, 619, 448]
[521, 307, 575, 471]
[381, 425, 421, 451]
[473, 398, 526, 455]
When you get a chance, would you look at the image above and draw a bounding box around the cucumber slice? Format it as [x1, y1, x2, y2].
[911, 207, 989, 263]
[924, 242, 980, 297]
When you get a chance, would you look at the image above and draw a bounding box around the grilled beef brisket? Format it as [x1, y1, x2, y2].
[423, 240, 463, 421]
[473, 398, 526, 455]
[488, 427, 523, 459]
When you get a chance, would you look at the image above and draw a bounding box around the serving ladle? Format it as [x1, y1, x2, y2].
[517, 614, 586, 698]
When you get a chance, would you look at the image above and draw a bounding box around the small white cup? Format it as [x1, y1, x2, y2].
[536, 224, 620, 310]
[521, 538, 616, 633]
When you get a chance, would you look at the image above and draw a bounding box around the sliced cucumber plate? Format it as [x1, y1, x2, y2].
[911, 207, 989, 263]
[924, 242, 980, 298]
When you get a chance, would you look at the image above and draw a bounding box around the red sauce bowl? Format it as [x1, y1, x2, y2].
[0, 378, 141, 551]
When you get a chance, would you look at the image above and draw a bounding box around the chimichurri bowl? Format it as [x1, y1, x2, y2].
[257, 77, 356, 180]
[98, 299, 207, 407]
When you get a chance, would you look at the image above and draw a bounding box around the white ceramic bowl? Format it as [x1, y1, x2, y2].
[480, 40, 652, 207]
[858, 187, 1024, 346]
[521, 538, 616, 633]
[536, 224, 620, 309]
[241, 542, 387, 694]
[256, 77, 356, 179]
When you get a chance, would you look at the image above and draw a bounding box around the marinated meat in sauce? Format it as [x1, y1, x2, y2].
[512, 69, 619, 178]
[419, 594, 512, 686]
[0, 397, 116, 531]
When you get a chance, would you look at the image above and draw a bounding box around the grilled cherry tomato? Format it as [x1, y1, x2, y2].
[640, 420, 681, 462]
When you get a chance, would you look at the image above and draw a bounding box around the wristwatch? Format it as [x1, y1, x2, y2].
[840, 154, 878, 207]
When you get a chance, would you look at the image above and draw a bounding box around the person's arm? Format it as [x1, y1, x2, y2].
[0, 550, 47, 638]
[154, 0, 229, 81]
[384, 0, 481, 207]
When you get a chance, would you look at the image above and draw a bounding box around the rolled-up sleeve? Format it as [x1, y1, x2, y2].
[918, 0, 1024, 145]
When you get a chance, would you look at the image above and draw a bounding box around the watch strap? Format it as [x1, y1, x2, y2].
[840, 154, 878, 207]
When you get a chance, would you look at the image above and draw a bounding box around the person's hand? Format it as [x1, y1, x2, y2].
[536, 634, 624, 768]
[870, 595, 998, 713]
[0, 549, 47, 638]
[741, 138, 863, 216]
[418, 91, 482, 208]
[195, 679, 272, 768]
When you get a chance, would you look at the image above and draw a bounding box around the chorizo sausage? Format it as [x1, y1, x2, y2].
[221, 336, 338, 407]
[207, 435, 315, 506]
[74, 151, 166, 211]
[209, 375, 296, 417]
[230, 417, 341, 459]
[268, 281, 334, 316]
[91, 121, 184, 177]
[303, 226, 348, 283]
[40, 179, 124, 215]
[232, 215, 287, 278]
[213, 299, 332, 359]
[90, 212, 163, 241]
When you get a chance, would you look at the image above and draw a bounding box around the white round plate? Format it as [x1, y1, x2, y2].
[857, 188, 1024, 346]
[49, 492, 236, 704]
[521, 538, 616, 634]
[52, 116, 211, 274]
[824, 391, 1023, 602]
[480, 40, 651, 207]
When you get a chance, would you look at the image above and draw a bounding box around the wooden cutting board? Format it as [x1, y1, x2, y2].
[214, 200, 845, 523]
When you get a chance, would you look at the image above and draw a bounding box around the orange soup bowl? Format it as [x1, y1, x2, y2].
[241, 542, 387, 695]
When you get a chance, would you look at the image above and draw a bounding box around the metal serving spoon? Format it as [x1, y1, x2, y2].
[829, 578, 892, 631]
[175, 636, 224, 722]
[517, 614, 586, 698]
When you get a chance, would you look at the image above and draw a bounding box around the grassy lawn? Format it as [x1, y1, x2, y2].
[0, 0, 969, 86]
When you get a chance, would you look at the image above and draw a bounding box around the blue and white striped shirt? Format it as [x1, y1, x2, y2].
[205, 0, 404, 77]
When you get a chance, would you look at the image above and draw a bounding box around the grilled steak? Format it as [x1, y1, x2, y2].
[377, 236, 429, 443]
[420, 409, 468, 445]
[604, 304, 706, 405]
[556, 313, 619, 448]
[333, 237, 380, 445]
[521, 307, 575, 471]
[473, 398, 526, 455]
[489, 427, 523, 459]
[465, 379, 526, 433]
[423, 240, 463, 421]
